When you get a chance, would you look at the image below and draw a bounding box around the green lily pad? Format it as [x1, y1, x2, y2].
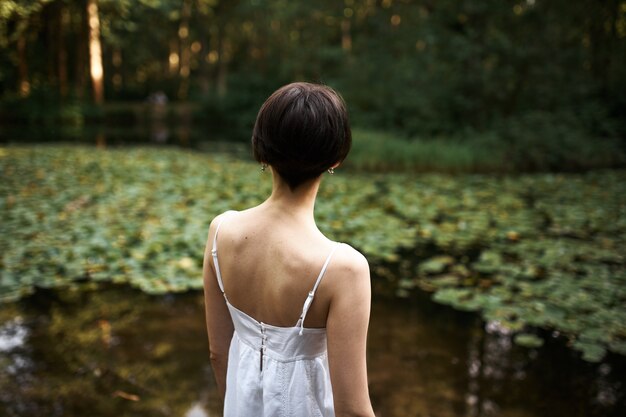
[514, 333, 544, 348]
[418, 256, 455, 275]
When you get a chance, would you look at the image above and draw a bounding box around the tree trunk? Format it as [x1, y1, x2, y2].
[216, 27, 229, 98]
[17, 30, 29, 97]
[178, 0, 192, 99]
[58, 3, 69, 97]
[341, 19, 352, 52]
[75, 0, 88, 99]
[87, 0, 105, 104]
[46, 4, 57, 87]
[603, 0, 620, 93]
[169, 39, 180, 76]
[112, 48, 123, 91]
[588, 0, 617, 94]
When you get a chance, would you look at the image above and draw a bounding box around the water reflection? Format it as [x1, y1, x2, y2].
[0, 104, 217, 153]
[366, 291, 624, 417]
[0, 316, 27, 351]
[0, 286, 623, 417]
[184, 403, 210, 417]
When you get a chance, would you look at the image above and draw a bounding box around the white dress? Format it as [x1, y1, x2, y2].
[211, 214, 340, 416]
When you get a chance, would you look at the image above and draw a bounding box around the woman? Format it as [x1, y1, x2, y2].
[203, 82, 375, 417]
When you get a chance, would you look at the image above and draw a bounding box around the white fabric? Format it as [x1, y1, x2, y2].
[212, 213, 340, 416]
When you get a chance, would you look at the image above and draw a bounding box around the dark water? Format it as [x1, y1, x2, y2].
[0, 104, 249, 158]
[0, 124, 251, 162]
[0, 284, 623, 417]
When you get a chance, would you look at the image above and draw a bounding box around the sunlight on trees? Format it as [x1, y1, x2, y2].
[87, 0, 104, 104]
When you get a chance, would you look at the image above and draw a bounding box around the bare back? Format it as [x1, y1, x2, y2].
[213, 206, 339, 329]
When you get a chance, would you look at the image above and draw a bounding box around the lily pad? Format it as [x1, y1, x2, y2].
[514, 333, 544, 348]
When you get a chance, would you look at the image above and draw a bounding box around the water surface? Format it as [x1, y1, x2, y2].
[0, 285, 623, 417]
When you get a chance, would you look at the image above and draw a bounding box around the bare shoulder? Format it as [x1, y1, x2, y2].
[328, 243, 371, 291]
[325, 243, 371, 329]
[334, 243, 369, 273]
[207, 210, 238, 236]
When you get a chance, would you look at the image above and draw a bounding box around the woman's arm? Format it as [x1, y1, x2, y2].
[203, 215, 234, 400]
[326, 247, 376, 417]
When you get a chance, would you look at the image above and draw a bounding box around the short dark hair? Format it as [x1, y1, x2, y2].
[252, 82, 352, 190]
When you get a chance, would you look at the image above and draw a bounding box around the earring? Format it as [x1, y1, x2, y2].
[260, 163, 268, 172]
[327, 167, 335, 175]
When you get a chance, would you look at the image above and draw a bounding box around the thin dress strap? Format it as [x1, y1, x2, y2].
[211, 212, 236, 295]
[297, 242, 341, 335]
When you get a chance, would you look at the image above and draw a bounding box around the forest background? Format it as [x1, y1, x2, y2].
[1, 0, 625, 172]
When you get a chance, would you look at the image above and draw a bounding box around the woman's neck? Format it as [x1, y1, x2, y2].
[262, 169, 321, 226]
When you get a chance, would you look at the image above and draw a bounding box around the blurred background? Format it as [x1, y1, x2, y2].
[1, 1, 625, 416]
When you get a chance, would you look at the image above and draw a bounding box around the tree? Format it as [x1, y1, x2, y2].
[87, 0, 104, 104]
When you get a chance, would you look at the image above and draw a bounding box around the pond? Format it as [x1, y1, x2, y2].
[2, 118, 626, 415]
[0, 284, 623, 417]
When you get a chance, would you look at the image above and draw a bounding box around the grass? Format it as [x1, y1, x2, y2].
[348, 130, 505, 173]
[347, 129, 626, 174]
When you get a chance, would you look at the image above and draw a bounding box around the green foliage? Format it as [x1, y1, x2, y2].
[197, 74, 281, 141]
[349, 130, 501, 173]
[492, 111, 626, 171]
[2, 0, 625, 152]
[347, 127, 626, 174]
[0, 88, 104, 127]
[1, 145, 626, 363]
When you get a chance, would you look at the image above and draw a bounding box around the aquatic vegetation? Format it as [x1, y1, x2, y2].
[386, 171, 626, 362]
[1, 146, 625, 362]
[0, 146, 413, 300]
